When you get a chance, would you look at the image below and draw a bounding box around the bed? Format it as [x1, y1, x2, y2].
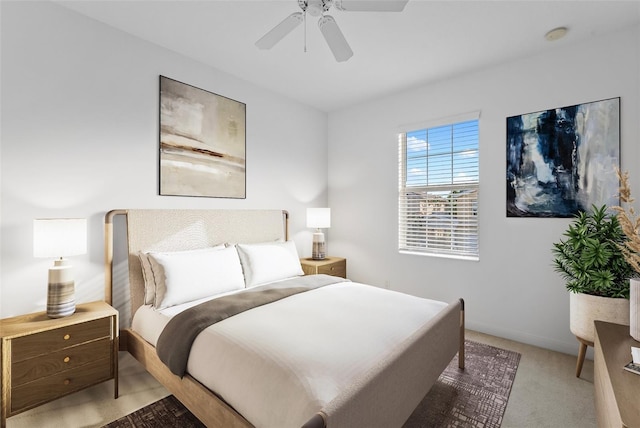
[104, 209, 465, 428]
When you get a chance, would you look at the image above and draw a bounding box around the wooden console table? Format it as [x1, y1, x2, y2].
[594, 321, 640, 428]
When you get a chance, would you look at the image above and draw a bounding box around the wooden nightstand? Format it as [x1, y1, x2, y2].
[594, 321, 640, 427]
[300, 256, 347, 278]
[1, 301, 118, 427]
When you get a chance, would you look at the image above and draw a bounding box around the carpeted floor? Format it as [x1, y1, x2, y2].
[104, 340, 520, 428]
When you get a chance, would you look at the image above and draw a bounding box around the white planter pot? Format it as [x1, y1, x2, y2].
[631, 278, 640, 341]
[569, 292, 630, 343]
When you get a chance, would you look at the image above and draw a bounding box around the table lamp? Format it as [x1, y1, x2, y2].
[307, 208, 331, 260]
[34, 218, 87, 318]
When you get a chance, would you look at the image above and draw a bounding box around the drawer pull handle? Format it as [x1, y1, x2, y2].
[63, 356, 70, 363]
[63, 379, 71, 385]
[63, 334, 71, 340]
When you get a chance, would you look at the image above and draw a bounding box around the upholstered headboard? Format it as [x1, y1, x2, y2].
[104, 209, 289, 318]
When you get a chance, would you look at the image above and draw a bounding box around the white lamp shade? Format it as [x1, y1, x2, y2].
[34, 218, 87, 258]
[307, 208, 331, 229]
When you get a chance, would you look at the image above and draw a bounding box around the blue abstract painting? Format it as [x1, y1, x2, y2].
[506, 97, 620, 217]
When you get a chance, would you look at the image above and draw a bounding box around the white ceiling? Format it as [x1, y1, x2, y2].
[56, 0, 640, 112]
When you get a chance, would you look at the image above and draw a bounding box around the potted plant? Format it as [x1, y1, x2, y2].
[612, 169, 640, 341]
[552, 204, 633, 376]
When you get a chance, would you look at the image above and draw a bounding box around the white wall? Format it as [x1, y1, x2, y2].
[328, 25, 640, 355]
[0, 2, 328, 318]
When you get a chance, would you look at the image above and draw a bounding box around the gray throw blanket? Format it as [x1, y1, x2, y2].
[156, 274, 348, 377]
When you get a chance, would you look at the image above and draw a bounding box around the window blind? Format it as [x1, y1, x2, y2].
[398, 118, 479, 260]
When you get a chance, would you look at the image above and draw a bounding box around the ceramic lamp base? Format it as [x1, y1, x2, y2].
[47, 259, 76, 318]
[312, 231, 326, 260]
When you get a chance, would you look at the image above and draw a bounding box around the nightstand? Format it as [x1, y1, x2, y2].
[300, 256, 347, 278]
[1, 301, 118, 427]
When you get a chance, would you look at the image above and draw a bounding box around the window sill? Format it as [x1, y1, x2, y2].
[399, 250, 479, 262]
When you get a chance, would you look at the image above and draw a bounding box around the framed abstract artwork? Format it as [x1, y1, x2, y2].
[159, 76, 246, 198]
[506, 97, 620, 217]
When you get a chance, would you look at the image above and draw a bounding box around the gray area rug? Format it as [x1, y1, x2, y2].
[403, 340, 520, 428]
[104, 340, 520, 428]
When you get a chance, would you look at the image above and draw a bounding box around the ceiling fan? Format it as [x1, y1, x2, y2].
[255, 0, 410, 62]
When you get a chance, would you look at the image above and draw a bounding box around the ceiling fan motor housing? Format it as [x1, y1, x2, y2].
[299, 0, 334, 16]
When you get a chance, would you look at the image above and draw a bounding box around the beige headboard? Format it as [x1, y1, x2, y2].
[104, 209, 289, 318]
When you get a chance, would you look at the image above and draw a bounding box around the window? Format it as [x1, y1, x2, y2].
[398, 115, 479, 260]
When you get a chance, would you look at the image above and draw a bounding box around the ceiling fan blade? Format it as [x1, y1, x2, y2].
[255, 12, 304, 50]
[335, 0, 409, 12]
[318, 15, 353, 62]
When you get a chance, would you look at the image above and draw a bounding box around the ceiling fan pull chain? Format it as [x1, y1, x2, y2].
[304, 11, 307, 53]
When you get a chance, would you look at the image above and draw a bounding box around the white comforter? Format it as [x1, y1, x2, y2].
[132, 280, 447, 428]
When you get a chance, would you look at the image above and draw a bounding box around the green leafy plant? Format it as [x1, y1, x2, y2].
[552, 205, 634, 298]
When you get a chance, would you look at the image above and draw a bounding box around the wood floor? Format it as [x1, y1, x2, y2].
[6, 330, 595, 428]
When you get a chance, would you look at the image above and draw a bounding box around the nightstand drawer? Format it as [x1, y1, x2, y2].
[11, 356, 113, 413]
[317, 260, 346, 277]
[12, 337, 112, 387]
[12, 317, 111, 362]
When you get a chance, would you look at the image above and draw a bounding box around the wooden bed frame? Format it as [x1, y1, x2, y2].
[104, 209, 465, 428]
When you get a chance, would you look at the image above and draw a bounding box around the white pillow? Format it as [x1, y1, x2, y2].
[146, 245, 244, 309]
[236, 241, 304, 288]
[138, 245, 226, 306]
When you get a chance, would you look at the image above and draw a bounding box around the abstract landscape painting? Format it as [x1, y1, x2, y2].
[506, 97, 619, 217]
[159, 76, 246, 198]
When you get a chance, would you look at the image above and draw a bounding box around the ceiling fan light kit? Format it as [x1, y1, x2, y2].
[255, 0, 409, 62]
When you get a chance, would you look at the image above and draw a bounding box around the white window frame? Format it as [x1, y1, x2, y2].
[398, 112, 480, 260]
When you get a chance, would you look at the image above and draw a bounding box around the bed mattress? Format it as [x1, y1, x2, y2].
[132, 280, 447, 428]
